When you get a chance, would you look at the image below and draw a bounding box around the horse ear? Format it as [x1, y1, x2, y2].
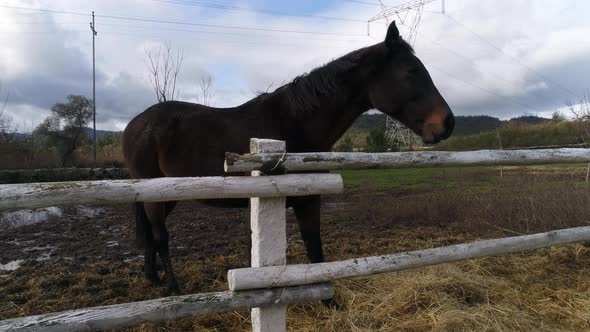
[385, 21, 400, 49]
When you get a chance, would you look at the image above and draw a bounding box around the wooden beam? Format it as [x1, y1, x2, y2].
[248, 138, 288, 332]
[224, 148, 590, 172]
[228, 226, 590, 291]
[0, 284, 333, 332]
[0, 174, 343, 211]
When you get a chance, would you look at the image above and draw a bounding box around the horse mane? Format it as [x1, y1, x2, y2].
[259, 39, 414, 118]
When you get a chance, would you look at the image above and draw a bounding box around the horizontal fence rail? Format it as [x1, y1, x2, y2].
[0, 284, 333, 332]
[224, 148, 590, 172]
[0, 174, 343, 211]
[227, 226, 590, 291]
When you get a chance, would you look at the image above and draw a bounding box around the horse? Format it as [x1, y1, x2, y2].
[122, 21, 455, 298]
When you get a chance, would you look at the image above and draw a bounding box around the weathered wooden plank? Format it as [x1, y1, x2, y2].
[0, 174, 343, 211]
[0, 284, 334, 332]
[249, 138, 288, 332]
[224, 148, 590, 172]
[228, 226, 590, 291]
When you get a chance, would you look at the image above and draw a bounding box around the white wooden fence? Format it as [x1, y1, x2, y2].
[2, 138, 590, 332]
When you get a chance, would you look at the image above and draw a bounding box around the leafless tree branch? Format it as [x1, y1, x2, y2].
[195, 74, 215, 107]
[0, 83, 15, 145]
[568, 91, 590, 142]
[144, 42, 184, 103]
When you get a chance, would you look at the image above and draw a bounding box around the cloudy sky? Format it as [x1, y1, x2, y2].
[1, 0, 589, 131]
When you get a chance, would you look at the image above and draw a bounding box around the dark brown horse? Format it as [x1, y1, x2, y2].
[122, 22, 454, 296]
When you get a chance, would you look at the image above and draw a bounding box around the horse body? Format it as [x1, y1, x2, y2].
[123, 22, 455, 296]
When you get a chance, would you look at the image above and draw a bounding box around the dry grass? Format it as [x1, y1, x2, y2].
[291, 244, 590, 332]
[348, 168, 590, 236]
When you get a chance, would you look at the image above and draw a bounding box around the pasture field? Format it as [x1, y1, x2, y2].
[1, 165, 590, 331]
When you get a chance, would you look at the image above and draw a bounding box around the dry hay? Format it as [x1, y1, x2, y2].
[286, 243, 590, 332]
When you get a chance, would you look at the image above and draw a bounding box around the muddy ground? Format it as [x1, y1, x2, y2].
[1, 190, 452, 272]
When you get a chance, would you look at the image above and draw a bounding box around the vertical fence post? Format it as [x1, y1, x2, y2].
[249, 138, 287, 332]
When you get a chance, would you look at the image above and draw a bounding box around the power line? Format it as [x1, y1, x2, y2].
[95, 14, 366, 36]
[426, 61, 545, 114]
[2, 21, 367, 43]
[410, 28, 556, 112]
[0, 4, 368, 37]
[98, 30, 360, 50]
[151, 0, 366, 22]
[341, 0, 382, 6]
[0, 5, 88, 17]
[444, 13, 579, 100]
[0, 21, 369, 48]
[95, 23, 367, 43]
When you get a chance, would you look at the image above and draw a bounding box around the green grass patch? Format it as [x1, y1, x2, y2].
[338, 164, 589, 191]
[338, 166, 498, 191]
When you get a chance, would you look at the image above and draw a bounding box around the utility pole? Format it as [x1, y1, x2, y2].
[90, 11, 97, 167]
[442, 0, 445, 14]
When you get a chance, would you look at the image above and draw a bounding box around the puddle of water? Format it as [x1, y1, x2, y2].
[0, 206, 105, 229]
[77, 206, 105, 218]
[0, 260, 24, 271]
[0, 207, 63, 228]
[106, 241, 119, 247]
[23, 245, 56, 263]
[36, 253, 52, 262]
[24, 245, 56, 252]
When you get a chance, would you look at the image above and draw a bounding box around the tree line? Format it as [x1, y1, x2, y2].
[0, 94, 122, 169]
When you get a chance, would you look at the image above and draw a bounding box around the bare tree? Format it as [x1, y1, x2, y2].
[195, 74, 215, 106]
[567, 91, 590, 142]
[0, 84, 15, 145]
[20, 120, 42, 169]
[145, 42, 184, 102]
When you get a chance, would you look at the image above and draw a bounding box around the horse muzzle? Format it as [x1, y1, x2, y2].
[420, 110, 455, 144]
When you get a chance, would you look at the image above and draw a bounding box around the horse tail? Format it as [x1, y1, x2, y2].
[135, 202, 149, 248]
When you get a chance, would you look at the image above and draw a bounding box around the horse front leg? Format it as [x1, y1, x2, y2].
[292, 195, 340, 309]
[292, 195, 325, 263]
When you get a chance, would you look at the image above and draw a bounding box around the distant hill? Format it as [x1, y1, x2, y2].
[506, 116, 551, 126]
[350, 113, 550, 137]
[452, 115, 500, 136]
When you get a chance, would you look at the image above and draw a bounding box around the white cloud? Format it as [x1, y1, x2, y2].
[1, 0, 589, 131]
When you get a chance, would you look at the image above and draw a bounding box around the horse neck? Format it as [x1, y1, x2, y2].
[306, 99, 370, 151]
[252, 44, 384, 151]
[277, 79, 372, 152]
